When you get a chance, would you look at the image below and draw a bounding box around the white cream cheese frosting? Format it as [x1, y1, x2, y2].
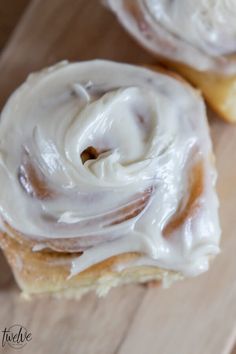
[0, 60, 220, 277]
[106, 0, 236, 73]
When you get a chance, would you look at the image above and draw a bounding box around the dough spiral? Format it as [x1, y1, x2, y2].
[0, 60, 220, 277]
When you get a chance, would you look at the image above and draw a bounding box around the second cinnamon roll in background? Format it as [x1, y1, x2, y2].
[105, 0, 236, 123]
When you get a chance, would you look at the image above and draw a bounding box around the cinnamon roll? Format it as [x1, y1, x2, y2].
[106, 0, 236, 122]
[0, 60, 220, 298]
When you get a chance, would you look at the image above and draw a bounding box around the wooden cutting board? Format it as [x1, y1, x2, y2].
[1, 1, 236, 353]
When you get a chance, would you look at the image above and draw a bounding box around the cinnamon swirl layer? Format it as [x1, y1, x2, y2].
[106, 0, 236, 74]
[0, 60, 220, 278]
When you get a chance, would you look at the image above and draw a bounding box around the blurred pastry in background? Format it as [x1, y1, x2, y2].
[106, 0, 236, 122]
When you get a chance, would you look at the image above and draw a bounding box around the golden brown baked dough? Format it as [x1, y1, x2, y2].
[156, 58, 236, 123]
[0, 232, 180, 298]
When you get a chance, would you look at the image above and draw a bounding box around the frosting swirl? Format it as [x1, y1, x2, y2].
[0, 60, 220, 277]
[106, 0, 236, 73]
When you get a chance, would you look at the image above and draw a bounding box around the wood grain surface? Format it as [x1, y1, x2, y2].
[0, 0, 30, 50]
[1, 1, 236, 354]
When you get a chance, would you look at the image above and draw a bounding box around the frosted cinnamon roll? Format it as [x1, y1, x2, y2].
[106, 0, 236, 122]
[0, 60, 220, 298]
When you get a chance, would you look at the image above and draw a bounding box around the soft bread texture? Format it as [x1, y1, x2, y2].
[0, 232, 182, 299]
[147, 63, 236, 123]
[160, 59, 236, 123]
